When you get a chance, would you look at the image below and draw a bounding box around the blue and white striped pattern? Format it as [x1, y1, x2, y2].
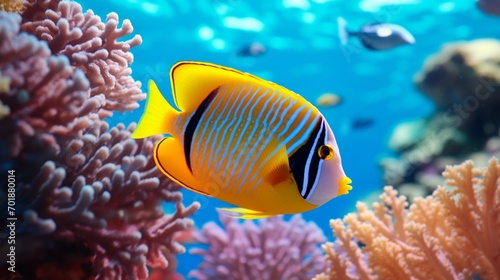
[186, 83, 323, 195]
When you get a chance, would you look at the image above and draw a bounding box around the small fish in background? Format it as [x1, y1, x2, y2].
[337, 16, 415, 51]
[477, 0, 500, 16]
[132, 61, 352, 219]
[237, 42, 266, 56]
[315, 92, 342, 108]
[351, 118, 374, 130]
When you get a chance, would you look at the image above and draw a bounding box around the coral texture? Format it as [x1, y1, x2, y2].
[21, 0, 144, 116]
[314, 158, 500, 280]
[0, 2, 199, 279]
[22, 122, 200, 279]
[189, 213, 326, 280]
[0, 0, 23, 12]
[0, 11, 103, 179]
[381, 39, 500, 200]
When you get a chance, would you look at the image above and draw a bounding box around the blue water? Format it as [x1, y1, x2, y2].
[78, 0, 499, 277]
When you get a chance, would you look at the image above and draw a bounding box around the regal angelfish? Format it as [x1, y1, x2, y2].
[132, 61, 352, 219]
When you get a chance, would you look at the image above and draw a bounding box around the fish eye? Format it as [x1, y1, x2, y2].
[318, 144, 334, 160]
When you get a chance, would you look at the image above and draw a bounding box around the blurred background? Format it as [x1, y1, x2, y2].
[75, 0, 500, 276]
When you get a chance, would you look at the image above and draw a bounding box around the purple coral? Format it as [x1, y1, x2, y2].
[24, 122, 199, 279]
[189, 213, 326, 280]
[0, 10, 102, 166]
[0, 1, 200, 278]
[21, 0, 144, 116]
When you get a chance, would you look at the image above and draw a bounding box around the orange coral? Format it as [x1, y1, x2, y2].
[315, 158, 500, 280]
[0, 0, 23, 12]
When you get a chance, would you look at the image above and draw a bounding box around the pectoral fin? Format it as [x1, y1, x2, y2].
[260, 143, 293, 187]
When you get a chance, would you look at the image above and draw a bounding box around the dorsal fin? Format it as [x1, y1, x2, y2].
[169, 61, 290, 112]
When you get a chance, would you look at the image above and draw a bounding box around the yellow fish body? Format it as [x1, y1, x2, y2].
[132, 61, 352, 219]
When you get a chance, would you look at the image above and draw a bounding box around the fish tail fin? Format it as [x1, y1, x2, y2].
[217, 207, 275, 220]
[132, 80, 178, 139]
[337, 16, 350, 45]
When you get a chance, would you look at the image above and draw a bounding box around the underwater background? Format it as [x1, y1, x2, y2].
[82, 0, 497, 276]
[1, 0, 499, 279]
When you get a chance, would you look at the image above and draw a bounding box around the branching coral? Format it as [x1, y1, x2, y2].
[0, 10, 103, 180]
[190, 213, 326, 280]
[0, 1, 200, 278]
[21, 0, 144, 116]
[20, 122, 200, 279]
[314, 158, 500, 280]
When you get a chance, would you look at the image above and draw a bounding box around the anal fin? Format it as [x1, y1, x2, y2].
[154, 137, 213, 197]
[218, 207, 274, 220]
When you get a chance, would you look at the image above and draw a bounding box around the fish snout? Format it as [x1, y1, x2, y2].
[337, 176, 352, 196]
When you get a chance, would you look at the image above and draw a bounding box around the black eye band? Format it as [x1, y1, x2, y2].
[289, 118, 326, 199]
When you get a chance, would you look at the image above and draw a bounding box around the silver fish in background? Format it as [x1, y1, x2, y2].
[477, 0, 500, 16]
[237, 42, 266, 57]
[337, 16, 415, 51]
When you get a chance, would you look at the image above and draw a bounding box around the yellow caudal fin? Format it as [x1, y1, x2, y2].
[218, 207, 275, 220]
[169, 61, 290, 112]
[132, 80, 179, 139]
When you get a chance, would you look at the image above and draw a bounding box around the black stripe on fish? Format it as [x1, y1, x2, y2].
[303, 120, 326, 199]
[184, 87, 219, 173]
[154, 138, 210, 196]
[289, 118, 324, 199]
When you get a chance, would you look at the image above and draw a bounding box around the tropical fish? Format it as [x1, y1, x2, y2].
[237, 42, 266, 57]
[316, 92, 342, 108]
[132, 61, 352, 219]
[337, 17, 415, 51]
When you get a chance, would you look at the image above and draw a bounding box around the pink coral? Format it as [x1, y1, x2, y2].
[314, 158, 500, 280]
[0, 11, 103, 173]
[0, 3, 199, 279]
[23, 122, 200, 279]
[190, 213, 326, 280]
[21, 0, 144, 116]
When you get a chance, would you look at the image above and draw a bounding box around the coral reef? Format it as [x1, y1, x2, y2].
[381, 39, 500, 200]
[17, 122, 200, 279]
[415, 39, 500, 113]
[21, 0, 144, 116]
[0, 10, 103, 180]
[0, 1, 199, 279]
[189, 213, 326, 280]
[0, 0, 23, 12]
[314, 158, 500, 280]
